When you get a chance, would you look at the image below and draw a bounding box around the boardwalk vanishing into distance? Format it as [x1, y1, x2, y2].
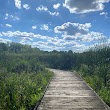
[37, 69, 110, 110]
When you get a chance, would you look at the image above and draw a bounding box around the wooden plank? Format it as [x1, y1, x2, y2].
[37, 69, 110, 110]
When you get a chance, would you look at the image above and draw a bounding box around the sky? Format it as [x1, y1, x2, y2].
[0, 0, 110, 52]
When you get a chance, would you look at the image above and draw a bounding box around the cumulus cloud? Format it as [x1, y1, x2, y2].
[0, 30, 108, 52]
[1, 31, 52, 40]
[32, 40, 80, 51]
[6, 24, 12, 28]
[54, 22, 107, 43]
[53, 3, 61, 9]
[0, 31, 82, 51]
[2, 31, 35, 39]
[20, 37, 33, 45]
[32, 25, 37, 29]
[36, 5, 59, 16]
[63, 0, 109, 14]
[14, 0, 21, 9]
[23, 4, 30, 10]
[0, 38, 12, 43]
[54, 22, 91, 36]
[63, 32, 106, 42]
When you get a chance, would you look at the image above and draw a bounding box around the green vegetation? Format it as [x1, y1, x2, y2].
[0, 42, 110, 108]
[78, 48, 110, 106]
[0, 70, 52, 110]
[0, 42, 53, 110]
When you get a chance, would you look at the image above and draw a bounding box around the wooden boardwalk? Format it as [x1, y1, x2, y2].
[37, 69, 110, 110]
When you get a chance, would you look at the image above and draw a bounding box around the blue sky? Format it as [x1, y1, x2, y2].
[0, 0, 110, 52]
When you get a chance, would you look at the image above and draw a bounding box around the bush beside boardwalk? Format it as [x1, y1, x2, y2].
[78, 64, 110, 106]
[0, 69, 52, 110]
[0, 43, 53, 110]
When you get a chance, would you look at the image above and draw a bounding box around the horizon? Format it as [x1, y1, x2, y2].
[0, 0, 110, 52]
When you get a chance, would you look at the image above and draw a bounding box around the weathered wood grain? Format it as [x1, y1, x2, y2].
[37, 69, 110, 110]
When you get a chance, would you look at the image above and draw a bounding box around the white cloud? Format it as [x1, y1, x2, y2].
[6, 24, 12, 28]
[5, 13, 9, 19]
[0, 30, 108, 52]
[36, 5, 48, 11]
[32, 25, 37, 29]
[108, 38, 110, 42]
[33, 44, 63, 51]
[100, 12, 108, 16]
[1, 31, 51, 40]
[36, 5, 59, 16]
[14, 0, 21, 9]
[1, 31, 65, 51]
[55, 22, 107, 43]
[107, 38, 110, 46]
[0, 33, 3, 36]
[40, 24, 49, 31]
[54, 22, 91, 35]
[40, 24, 52, 31]
[53, 3, 61, 9]
[86, 32, 106, 41]
[2, 31, 34, 38]
[0, 38, 12, 43]
[23, 4, 30, 10]
[5, 13, 20, 20]
[49, 12, 59, 16]
[63, 32, 106, 42]
[20, 37, 33, 45]
[63, 0, 109, 14]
